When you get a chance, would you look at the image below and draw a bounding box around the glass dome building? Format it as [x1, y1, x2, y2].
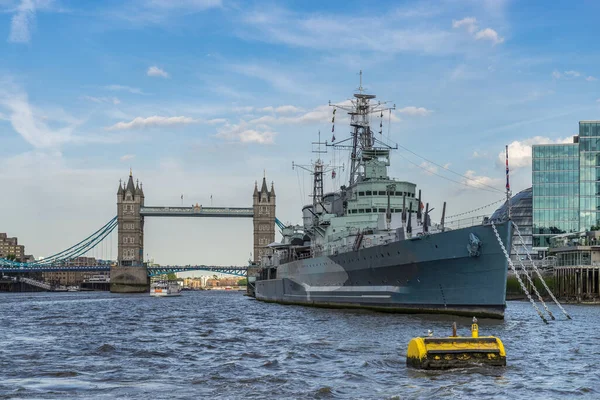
[490, 187, 533, 260]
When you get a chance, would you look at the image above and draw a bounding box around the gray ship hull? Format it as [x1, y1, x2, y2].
[255, 221, 512, 319]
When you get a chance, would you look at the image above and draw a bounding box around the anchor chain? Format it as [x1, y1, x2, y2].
[512, 221, 572, 320]
[491, 222, 548, 324]
[510, 243, 555, 320]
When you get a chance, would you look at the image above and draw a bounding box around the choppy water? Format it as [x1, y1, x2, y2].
[0, 291, 598, 399]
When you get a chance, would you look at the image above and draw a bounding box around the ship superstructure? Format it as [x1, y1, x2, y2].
[254, 74, 512, 319]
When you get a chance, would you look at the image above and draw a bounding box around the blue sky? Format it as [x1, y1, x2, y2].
[1, 0, 599, 267]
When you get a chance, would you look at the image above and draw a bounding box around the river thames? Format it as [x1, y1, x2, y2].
[0, 291, 597, 399]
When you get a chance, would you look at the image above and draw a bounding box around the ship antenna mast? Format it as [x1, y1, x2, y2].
[292, 131, 333, 229]
[357, 69, 364, 93]
[327, 71, 396, 188]
[505, 144, 512, 220]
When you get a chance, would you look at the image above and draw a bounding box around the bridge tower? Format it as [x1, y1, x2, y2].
[117, 170, 145, 266]
[253, 176, 276, 263]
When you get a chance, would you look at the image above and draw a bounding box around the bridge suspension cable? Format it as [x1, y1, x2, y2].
[0, 216, 118, 268]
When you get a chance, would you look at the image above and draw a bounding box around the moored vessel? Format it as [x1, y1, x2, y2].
[253, 74, 513, 319]
[150, 281, 182, 297]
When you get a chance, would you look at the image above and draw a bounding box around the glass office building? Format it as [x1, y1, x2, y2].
[532, 121, 600, 251]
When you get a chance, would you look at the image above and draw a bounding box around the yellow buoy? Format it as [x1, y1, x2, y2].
[407, 318, 506, 369]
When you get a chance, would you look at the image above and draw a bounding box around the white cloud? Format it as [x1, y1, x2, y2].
[452, 17, 504, 45]
[397, 106, 432, 116]
[452, 17, 477, 33]
[230, 64, 317, 95]
[143, 0, 221, 11]
[462, 170, 501, 189]
[472, 151, 489, 159]
[0, 80, 126, 148]
[0, 82, 74, 148]
[8, 0, 36, 43]
[240, 9, 466, 56]
[233, 106, 254, 113]
[419, 161, 437, 175]
[120, 154, 135, 161]
[106, 115, 225, 130]
[106, 116, 197, 130]
[275, 105, 303, 114]
[104, 84, 145, 95]
[497, 136, 573, 169]
[147, 66, 169, 78]
[249, 105, 331, 125]
[216, 121, 276, 144]
[554, 70, 596, 81]
[474, 28, 504, 45]
[110, 0, 222, 26]
[82, 96, 121, 105]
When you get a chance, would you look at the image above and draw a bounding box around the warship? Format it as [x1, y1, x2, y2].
[254, 75, 512, 319]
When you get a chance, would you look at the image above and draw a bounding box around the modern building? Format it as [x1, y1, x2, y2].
[0, 233, 26, 261]
[532, 121, 600, 254]
[490, 187, 533, 260]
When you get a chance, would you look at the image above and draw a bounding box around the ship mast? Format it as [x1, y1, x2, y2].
[327, 70, 396, 188]
[293, 131, 336, 228]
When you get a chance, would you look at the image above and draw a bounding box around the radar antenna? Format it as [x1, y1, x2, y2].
[327, 72, 396, 187]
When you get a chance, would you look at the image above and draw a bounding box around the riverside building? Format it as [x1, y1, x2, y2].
[0, 233, 26, 261]
[532, 121, 600, 255]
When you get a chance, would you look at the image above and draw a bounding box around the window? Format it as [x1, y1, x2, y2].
[379, 208, 386, 212]
[366, 191, 372, 195]
[365, 208, 372, 213]
[379, 191, 386, 195]
[358, 209, 365, 213]
[358, 191, 365, 196]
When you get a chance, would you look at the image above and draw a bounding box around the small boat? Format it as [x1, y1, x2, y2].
[67, 286, 80, 292]
[150, 281, 182, 297]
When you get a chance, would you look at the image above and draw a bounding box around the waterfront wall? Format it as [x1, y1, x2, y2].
[506, 273, 556, 300]
[110, 266, 149, 293]
[0, 278, 45, 292]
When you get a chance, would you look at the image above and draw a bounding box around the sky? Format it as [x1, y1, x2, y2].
[1, 0, 599, 269]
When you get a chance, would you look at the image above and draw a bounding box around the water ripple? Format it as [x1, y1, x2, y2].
[0, 291, 597, 399]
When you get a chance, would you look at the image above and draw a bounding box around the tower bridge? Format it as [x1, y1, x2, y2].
[0, 170, 276, 292]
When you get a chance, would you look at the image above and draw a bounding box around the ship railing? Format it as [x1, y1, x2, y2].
[444, 215, 488, 229]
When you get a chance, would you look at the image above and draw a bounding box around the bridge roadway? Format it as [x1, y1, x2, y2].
[140, 206, 253, 218]
[0, 265, 248, 277]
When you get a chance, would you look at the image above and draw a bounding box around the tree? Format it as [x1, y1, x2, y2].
[213, 274, 218, 280]
[237, 278, 247, 286]
[5, 254, 16, 261]
[167, 273, 177, 281]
